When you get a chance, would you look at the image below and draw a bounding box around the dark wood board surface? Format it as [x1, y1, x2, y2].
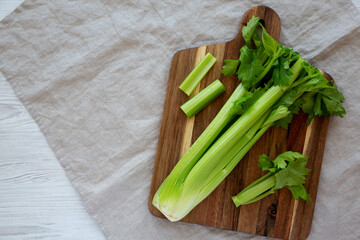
[148, 6, 330, 240]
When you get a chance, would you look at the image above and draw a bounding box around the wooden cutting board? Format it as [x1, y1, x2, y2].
[148, 6, 330, 240]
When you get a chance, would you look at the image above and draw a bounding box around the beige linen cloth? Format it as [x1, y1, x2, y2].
[1, 0, 360, 239]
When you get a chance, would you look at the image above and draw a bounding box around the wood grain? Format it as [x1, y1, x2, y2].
[0, 74, 105, 239]
[148, 6, 330, 240]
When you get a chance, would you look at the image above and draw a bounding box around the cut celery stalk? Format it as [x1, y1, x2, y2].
[179, 53, 217, 96]
[232, 175, 276, 207]
[180, 79, 225, 118]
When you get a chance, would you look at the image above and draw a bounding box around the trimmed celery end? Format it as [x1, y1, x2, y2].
[232, 174, 276, 207]
[180, 79, 225, 118]
[179, 53, 217, 96]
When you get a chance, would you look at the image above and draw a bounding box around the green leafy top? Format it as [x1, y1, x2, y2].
[258, 151, 311, 202]
[223, 15, 346, 124]
[261, 25, 280, 57]
[237, 46, 265, 89]
[222, 16, 301, 90]
[272, 57, 293, 86]
[242, 16, 261, 47]
[272, 61, 346, 125]
[221, 16, 262, 78]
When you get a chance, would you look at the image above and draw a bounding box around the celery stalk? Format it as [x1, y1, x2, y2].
[180, 79, 226, 118]
[181, 110, 270, 195]
[179, 53, 217, 96]
[236, 187, 275, 205]
[170, 112, 270, 219]
[153, 83, 246, 218]
[179, 86, 285, 194]
[232, 175, 276, 207]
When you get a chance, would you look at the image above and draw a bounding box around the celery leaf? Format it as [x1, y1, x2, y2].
[221, 59, 240, 76]
[232, 87, 266, 115]
[258, 154, 276, 172]
[274, 156, 310, 189]
[237, 46, 264, 89]
[272, 57, 293, 86]
[261, 26, 279, 57]
[287, 185, 311, 203]
[242, 16, 261, 47]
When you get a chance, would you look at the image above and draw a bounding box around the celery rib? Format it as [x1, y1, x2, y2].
[232, 175, 276, 207]
[175, 108, 283, 219]
[180, 79, 226, 118]
[153, 83, 246, 219]
[179, 53, 217, 96]
[180, 85, 285, 193]
[171, 112, 270, 219]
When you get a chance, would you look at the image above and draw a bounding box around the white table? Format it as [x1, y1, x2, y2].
[0, 1, 105, 239]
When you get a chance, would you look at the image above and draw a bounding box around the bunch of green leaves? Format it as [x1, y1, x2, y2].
[222, 16, 345, 123]
[221, 16, 301, 90]
[271, 61, 346, 127]
[221, 16, 265, 87]
[258, 151, 311, 202]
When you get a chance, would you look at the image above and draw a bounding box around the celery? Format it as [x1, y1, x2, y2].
[152, 17, 346, 222]
[179, 53, 217, 96]
[180, 79, 225, 118]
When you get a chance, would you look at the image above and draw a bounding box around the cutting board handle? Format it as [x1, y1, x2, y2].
[232, 6, 281, 43]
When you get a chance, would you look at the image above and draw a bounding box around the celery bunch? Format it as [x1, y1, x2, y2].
[152, 17, 345, 222]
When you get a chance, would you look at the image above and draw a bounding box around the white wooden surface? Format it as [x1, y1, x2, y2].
[0, 1, 105, 239]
